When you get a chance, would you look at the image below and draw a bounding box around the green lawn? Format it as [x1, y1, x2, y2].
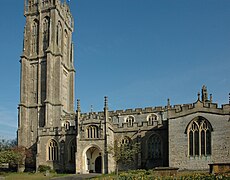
[0, 172, 68, 180]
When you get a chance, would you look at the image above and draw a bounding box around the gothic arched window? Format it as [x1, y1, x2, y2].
[87, 125, 99, 139]
[31, 20, 39, 54]
[64, 121, 70, 130]
[63, 30, 68, 63]
[126, 116, 135, 127]
[148, 134, 162, 159]
[56, 21, 62, 48]
[43, 17, 50, 51]
[187, 116, 212, 156]
[147, 114, 158, 126]
[48, 140, 58, 161]
[69, 139, 76, 162]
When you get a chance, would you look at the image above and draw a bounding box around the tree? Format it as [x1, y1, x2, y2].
[109, 140, 140, 178]
[0, 138, 32, 172]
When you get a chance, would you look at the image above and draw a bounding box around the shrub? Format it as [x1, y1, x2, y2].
[38, 165, 51, 172]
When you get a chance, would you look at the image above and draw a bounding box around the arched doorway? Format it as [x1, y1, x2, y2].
[95, 156, 102, 173]
[85, 147, 102, 173]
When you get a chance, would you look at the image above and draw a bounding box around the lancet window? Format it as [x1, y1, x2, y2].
[187, 116, 212, 156]
[43, 17, 50, 50]
[56, 21, 62, 48]
[31, 20, 39, 54]
[87, 125, 99, 139]
[48, 140, 58, 161]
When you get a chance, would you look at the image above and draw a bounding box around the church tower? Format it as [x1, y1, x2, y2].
[18, 0, 75, 152]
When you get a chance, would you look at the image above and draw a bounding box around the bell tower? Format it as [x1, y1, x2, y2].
[18, 0, 75, 149]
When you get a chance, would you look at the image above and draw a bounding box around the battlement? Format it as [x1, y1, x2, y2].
[108, 106, 166, 116]
[168, 101, 230, 118]
[38, 126, 76, 136]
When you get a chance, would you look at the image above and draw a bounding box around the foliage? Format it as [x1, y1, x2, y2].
[38, 165, 51, 172]
[0, 138, 33, 170]
[108, 141, 140, 177]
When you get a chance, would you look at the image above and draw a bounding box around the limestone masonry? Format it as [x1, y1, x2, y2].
[18, 0, 230, 173]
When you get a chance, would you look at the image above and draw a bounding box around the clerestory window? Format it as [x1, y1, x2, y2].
[187, 116, 212, 157]
[126, 116, 135, 127]
[147, 114, 158, 126]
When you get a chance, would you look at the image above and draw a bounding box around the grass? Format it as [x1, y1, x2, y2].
[91, 170, 230, 180]
[0, 172, 69, 180]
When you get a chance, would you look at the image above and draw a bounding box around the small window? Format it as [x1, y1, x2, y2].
[147, 114, 158, 126]
[64, 121, 70, 130]
[126, 116, 135, 127]
[87, 125, 99, 139]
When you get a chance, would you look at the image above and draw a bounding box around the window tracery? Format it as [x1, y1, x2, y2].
[187, 117, 212, 156]
[64, 121, 70, 130]
[69, 139, 76, 162]
[148, 134, 162, 159]
[48, 140, 58, 161]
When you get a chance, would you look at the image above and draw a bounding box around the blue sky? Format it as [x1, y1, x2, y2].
[0, 0, 229, 139]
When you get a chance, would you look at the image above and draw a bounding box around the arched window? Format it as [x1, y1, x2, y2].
[187, 116, 212, 156]
[69, 139, 76, 162]
[126, 116, 135, 127]
[64, 121, 70, 130]
[56, 21, 62, 48]
[63, 30, 68, 63]
[43, 17, 49, 50]
[148, 134, 162, 159]
[48, 140, 58, 161]
[87, 125, 99, 139]
[147, 114, 158, 126]
[121, 136, 131, 145]
[31, 20, 39, 54]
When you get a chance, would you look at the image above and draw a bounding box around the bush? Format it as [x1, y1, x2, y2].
[38, 165, 51, 172]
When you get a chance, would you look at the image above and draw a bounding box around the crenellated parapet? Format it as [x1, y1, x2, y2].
[108, 106, 166, 116]
[24, 0, 73, 30]
[38, 126, 76, 136]
[168, 100, 230, 119]
[80, 112, 105, 121]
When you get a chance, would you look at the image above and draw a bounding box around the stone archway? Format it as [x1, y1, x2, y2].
[85, 147, 102, 173]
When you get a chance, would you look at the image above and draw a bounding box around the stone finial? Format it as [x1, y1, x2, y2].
[90, 105, 93, 113]
[77, 99, 81, 112]
[167, 98, 170, 107]
[198, 92, 200, 101]
[210, 94, 213, 103]
[201, 85, 208, 102]
[104, 96, 108, 109]
[229, 93, 230, 104]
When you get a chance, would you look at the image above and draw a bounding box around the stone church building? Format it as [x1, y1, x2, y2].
[18, 0, 230, 174]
